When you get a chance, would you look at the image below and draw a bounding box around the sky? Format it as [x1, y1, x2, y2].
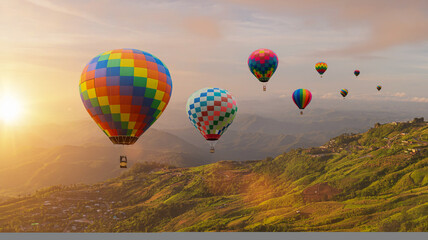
[0, 0, 428, 126]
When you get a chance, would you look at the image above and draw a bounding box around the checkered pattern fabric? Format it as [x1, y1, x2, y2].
[79, 48, 172, 145]
[186, 88, 237, 141]
[248, 48, 278, 82]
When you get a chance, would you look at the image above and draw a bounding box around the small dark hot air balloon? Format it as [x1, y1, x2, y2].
[354, 70, 360, 77]
[340, 89, 348, 98]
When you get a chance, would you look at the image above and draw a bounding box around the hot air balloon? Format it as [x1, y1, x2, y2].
[354, 70, 360, 77]
[79, 48, 173, 168]
[315, 62, 327, 77]
[377, 85, 382, 91]
[186, 87, 237, 153]
[340, 89, 348, 98]
[248, 48, 278, 91]
[292, 89, 312, 115]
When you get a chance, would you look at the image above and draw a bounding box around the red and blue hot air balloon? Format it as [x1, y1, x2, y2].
[354, 70, 360, 77]
[248, 48, 278, 91]
[292, 89, 312, 115]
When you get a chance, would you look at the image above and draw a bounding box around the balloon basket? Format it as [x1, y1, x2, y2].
[300, 111, 303, 115]
[263, 85, 266, 91]
[207, 140, 218, 154]
[120, 155, 127, 168]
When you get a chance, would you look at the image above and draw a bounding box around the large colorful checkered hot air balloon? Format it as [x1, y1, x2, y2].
[354, 70, 360, 77]
[248, 48, 278, 91]
[79, 48, 173, 168]
[340, 89, 348, 98]
[186, 88, 238, 153]
[292, 89, 312, 115]
[315, 62, 327, 77]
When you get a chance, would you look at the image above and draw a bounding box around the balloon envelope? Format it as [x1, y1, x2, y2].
[186, 88, 237, 141]
[315, 62, 327, 76]
[79, 48, 173, 145]
[354, 70, 360, 77]
[340, 89, 348, 97]
[377, 85, 382, 91]
[292, 89, 312, 110]
[248, 49, 278, 83]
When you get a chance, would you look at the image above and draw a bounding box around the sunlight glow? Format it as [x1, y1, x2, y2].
[0, 95, 23, 124]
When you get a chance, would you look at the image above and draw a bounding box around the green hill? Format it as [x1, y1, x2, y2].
[0, 119, 427, 232]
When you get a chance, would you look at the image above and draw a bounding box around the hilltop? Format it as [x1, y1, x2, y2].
[0, 119, 427, 232]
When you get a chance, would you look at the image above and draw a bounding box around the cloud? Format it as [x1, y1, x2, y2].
[320, 92, 340, 100]
[392, 92, 407, 98]
[226, 0, 428, 55]
[182, 16, 223, 39]
[318, 91, 425, 103]
[409, 97, 428, 103]
[25, 0, 224, 40]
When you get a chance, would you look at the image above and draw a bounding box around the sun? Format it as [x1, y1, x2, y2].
[0, 95, 23, 124]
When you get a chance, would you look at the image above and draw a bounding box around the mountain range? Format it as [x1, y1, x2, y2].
[1, 97, 427, 196]
[0, 119, 426, 232]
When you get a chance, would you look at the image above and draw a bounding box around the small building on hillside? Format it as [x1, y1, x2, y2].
[411, 117, 425, 123]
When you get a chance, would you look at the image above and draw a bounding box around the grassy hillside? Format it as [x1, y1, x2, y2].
[0, 128, 208, 196]
[0, 119, 426, 232]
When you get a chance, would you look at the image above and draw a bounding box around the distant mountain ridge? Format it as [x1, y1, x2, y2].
[1, 110, 426, 196]
[0, 119, 426, 232]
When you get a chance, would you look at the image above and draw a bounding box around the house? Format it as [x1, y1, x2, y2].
[411, 117, 425, 123]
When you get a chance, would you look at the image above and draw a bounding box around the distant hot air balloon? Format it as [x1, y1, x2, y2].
[377, 85, 382, 91]
[186, 87, 238, 153]
[315, 62, 327, 77]
[292, 89, 312, 115]
[354, 70, 360, 77]
[340, 89, 348, 98]
[79, 48, 173, 168]
[248, 48, 278, 91]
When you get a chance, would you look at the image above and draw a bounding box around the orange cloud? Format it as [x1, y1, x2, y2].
[182, 16, 223, 39]
[226, 0, 428, 55]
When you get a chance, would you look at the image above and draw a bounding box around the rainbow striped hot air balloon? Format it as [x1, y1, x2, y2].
[340, 89, 348, 98]
[354, 70, 360, 77]
[79, 48, 172, 167]
[315, 62, 327, 77]
[186, 88, 238, 153]
[292, 89, 312, 115]
[377, 85, 382, 91]
[248, 48, 278, 91]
